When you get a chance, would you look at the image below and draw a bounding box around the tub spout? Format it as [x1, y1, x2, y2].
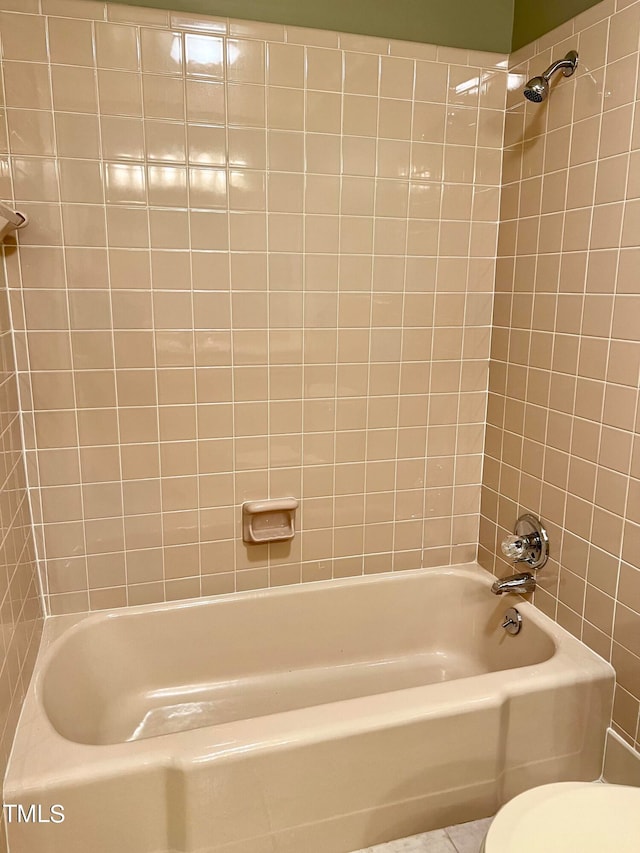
[491, 572, 536, 595]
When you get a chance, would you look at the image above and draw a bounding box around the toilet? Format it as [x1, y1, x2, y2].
[481, 782, 640, 852]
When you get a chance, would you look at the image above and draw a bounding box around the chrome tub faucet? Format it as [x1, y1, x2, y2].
[491, 572, 536, 595]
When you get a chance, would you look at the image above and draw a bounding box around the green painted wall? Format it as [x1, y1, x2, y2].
[109, 0, 603, 53]
[512, 0, 601, 50]
[115, 0, 515, 53]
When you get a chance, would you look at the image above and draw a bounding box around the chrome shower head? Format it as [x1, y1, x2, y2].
[523, 76, 548, 102]
[523, 49, 578, 103]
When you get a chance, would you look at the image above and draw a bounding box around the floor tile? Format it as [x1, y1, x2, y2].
[353, 816, 492, 853]
[358, 827, 457, 852]
[445, 818, 492, 852]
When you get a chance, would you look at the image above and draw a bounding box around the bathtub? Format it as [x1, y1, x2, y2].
[5, 563, 614, 853]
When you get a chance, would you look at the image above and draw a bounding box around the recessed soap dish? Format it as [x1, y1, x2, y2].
[242, 498, 299, 545]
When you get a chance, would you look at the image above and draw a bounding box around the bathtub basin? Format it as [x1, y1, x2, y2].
[5, 563, 614, 853]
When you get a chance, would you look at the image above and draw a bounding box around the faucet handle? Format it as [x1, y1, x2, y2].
[501, 534, 529, 560]
[500, 514, 549, 570]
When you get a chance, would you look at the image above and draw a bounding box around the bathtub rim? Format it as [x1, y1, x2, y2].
[23, 561, 597, 648]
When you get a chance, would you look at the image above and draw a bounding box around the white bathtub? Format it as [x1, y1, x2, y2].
[5, 563, 614, 853]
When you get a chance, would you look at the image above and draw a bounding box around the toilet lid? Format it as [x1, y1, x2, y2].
[484, 782, 640, 853]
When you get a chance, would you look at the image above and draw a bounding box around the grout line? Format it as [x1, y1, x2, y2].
[142, 26, 168, 606]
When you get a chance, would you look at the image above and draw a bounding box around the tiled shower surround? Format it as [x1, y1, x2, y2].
[2, 0, 640, 770]
[480, 0, 640, 752]
[0, 1, 507, 613]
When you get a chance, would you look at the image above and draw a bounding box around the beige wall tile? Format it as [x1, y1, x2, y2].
[0, 11, 48, 62]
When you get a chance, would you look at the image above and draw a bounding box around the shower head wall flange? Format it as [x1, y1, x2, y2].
[524, 49, 578, 103]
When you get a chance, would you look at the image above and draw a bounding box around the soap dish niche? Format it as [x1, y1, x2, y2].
[242, 498, 299, 545]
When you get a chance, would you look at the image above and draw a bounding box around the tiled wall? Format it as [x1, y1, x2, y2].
[0, 0, 507, 615]
[0, 263, 42, 851]
[480, 0, 640, 753]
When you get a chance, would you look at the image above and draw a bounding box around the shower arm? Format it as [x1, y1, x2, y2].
[542, 51, 578, 82]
